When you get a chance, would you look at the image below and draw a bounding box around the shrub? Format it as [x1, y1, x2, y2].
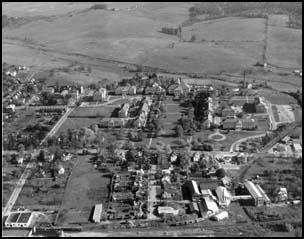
[90, 4, 107, 10]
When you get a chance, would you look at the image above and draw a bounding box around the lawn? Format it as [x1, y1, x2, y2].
[55, 155, 111, 225]
[69, 106, 116, 117]
[55, 118, 101, 136]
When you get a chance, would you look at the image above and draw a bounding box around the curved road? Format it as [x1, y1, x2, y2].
[229, 133, 266, 152]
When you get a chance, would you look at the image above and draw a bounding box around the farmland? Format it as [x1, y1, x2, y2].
[266, 26, 302, 69]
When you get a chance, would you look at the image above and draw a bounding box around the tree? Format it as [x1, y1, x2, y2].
[191, 35, 196, 42]
[17, 144, 25, 155]
[37, 150, 46, 163]
[176, 125, 184, 137]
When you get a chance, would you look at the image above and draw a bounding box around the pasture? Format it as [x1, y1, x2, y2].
[69, 106, 116, 118]
[266, 26, 302, 68]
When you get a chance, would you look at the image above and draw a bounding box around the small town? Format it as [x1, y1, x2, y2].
[2, 2, 302, 238]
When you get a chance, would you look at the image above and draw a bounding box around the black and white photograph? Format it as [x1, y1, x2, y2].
[2, 2, 302, 237]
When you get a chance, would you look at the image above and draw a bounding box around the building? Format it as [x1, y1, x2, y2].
[99, 118, 127, 128]
[222, 119, 238, 130]
[93, 88, 107, 101]
[189, 202, 200, 216]
[115, 86, 129, 95]
[167, 84, 179, 95]
[4, 104, 15, 113]
[255, 103, 266, 113]
[215, 186, 231, 207]
[275, 187, 288, 202]
[211, 211, 229, 221]
[292, 143, 302, 154]
[42, 87, 55, 94]
[244, 181, 264, 206]
[182, 180, 201, 201]
[200, 197, 219, 215]
[222, 108, 235, 118]
[281, 136, 291, 144]
[241, 119, 256, 130]
[5, 211, 35, 228]
[255, 184, 271, 206]
[119, 103, 130, 118]
[157, 206, 179, 216]
[92, 204, 103, 223]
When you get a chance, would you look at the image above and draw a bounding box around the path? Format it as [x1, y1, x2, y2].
[229, 133, 266, 152]
[208, 129, 226, 142]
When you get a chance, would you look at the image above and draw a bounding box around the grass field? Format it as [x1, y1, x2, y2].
[54, 118, 101, 136]
[56, 155, 111, 225]
[69, 106, 116, 118]
[266, 26, 302, 68]
[258, 89, 298, 105]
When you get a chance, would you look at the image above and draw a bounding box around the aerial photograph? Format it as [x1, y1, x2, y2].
[2, 2, 302, 237]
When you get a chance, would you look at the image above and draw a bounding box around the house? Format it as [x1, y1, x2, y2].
[99, 118, 127, 128]
[292, 143, 302, 154]
[4, 104, 15, 113]
[119, 103, 130, 118]
[115, 86, 129, 96]
[222, 119, 238, 130]
[57, 165, 65, 175]
[128, 86, 137, 95]
[167, 84, 179, 95]
[275, 187, 288, 202]
[169, 152, 178, 163]
[17, 154, 24, 165]
[93, 88, 107, 101]
[222, 108, 235, 118]
[255, 103, 266, 113]
[5, 211, 35, 228]
[192, 152, 202, 162]
[42, 87, 55, 94]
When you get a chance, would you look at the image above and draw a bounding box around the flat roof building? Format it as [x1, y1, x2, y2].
[92, 204, 103, 223]
[244, 181, 264, 206]
[5, 211, 34, 228]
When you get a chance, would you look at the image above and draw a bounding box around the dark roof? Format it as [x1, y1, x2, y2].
[17, 212, 32, 223]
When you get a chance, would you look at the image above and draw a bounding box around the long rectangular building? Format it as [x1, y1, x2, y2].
[92, 204, 103, 223]
[244, 181, 264, 206]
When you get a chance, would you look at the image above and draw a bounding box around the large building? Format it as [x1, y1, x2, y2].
[93, 88, 107, 101]
[5, 211, 35, 228]
[244, 181, 264, 206]
[182, 180, 201, 201]
[222, 119, 238, 130]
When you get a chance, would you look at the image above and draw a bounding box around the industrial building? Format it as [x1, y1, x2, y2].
[5, 211, 35, 228]
[200, 196, 219, 215]
[243, 181, 270, 206]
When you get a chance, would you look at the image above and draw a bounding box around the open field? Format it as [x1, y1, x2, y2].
[182, 17, 266, 42]
[69, 106, 116, 118]
[268, 14, 289, 27]
[56, 155, 111, 225]
[258, 89, 299, 105]
[54, 118, 101, 136]
[266, 26, 302, 69]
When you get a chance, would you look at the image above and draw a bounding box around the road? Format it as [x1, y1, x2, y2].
[260, 97, 277, 130]
[2, 107, 73, 218]
[229, 133, 266, 152]
[39, 107, 74, 146]
[2, 162, 33, 217]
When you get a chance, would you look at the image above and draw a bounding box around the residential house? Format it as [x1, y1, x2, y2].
[119, 103, 130, 118]
[4, 104, 15, 113]
[222, 107, 235, 118]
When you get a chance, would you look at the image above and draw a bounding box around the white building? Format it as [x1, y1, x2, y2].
[5, 211, 35, 228]
[93, 88, 107, 101]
